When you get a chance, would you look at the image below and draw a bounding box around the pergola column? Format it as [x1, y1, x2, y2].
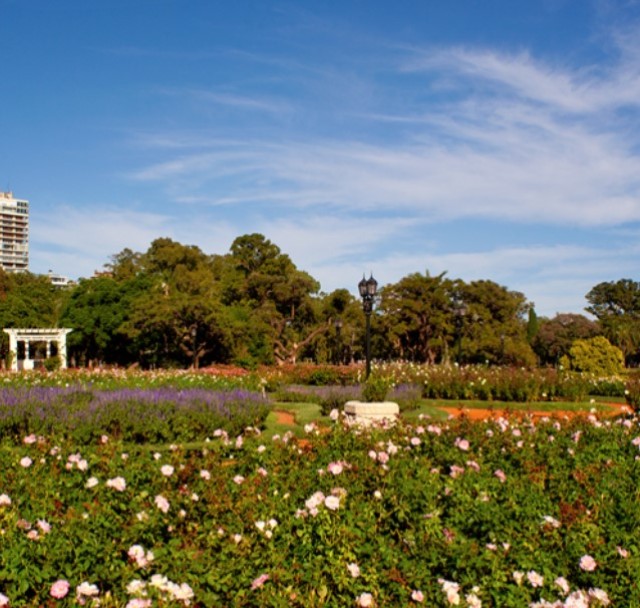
[59, 334, 69, 369]
[4, 329, 18, 371]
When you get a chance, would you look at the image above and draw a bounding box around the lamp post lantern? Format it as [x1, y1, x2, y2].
[358, 274, 378, 380]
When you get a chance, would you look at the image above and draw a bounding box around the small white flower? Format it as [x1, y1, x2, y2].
[85, 477, 99, 489]
[106, 477, 126, 492]
[324, 495, 340, 510]
[76, 581, 99, 597]
[527, 570, 544, 587]
[154, 495, 170, 514]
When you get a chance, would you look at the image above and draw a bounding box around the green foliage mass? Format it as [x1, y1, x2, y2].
[586, 278, 640, 364]
[7, 232, 640, 372]
[560, 336, 625, 375]
[533, 313, 599, 366]
[361, 375, 391, 402]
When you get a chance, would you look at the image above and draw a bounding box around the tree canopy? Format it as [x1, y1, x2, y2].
[586, 279, 640, 364]
[5, 236, 640, 371]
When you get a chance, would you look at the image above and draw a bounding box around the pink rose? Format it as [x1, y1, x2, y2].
[494, 469, 507, 483]
[251, 573, 270, 590]
[454, 437, 470, 451]
[579, 554, 597, 571]
[357, 592, 374, 607]
[411, 589, 425, 602]
[50, 579, 70, 599]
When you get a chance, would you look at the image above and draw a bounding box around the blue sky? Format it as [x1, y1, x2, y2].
[3, 0, 640, 317]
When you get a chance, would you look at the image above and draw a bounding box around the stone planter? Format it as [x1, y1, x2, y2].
[344, 400, 399, 426]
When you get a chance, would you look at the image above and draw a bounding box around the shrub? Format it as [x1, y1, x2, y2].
[317, 386, 361, 415]
[361, 375, 391, 402]
[42, 355, 62, 372]
[560, 336, 624, 376]
[272, 384, 361, 415]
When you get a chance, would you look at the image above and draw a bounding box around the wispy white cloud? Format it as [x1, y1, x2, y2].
[171, 88, 292, 115]
[125, 25, 640, 225]
[30, 207, 172, 278]
[130, 127, 640, 226]
[405, 37, 640, 113]
[34, 17, 640, 318]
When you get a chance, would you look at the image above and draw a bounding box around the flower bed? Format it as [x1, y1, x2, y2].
[0, 408, 638, 606]
[0, 367, 260, 391]
[0, 387, 270, 443]
[0, 364, 627, 404]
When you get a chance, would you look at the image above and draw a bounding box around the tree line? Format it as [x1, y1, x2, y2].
[0, 233, 637, 369]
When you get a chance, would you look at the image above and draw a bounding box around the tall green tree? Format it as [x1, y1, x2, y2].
[0, 270, 64, 328]
[60, 274, 149, 366]
[223, 234, 326, 365]
[0, 270, 66, 362]
[455, 280, 535, 366]
[585, 279, 640, 363]
[122, 238, 231, 368]
[309, 288, 363, 365]
[378, 271, 453, 363]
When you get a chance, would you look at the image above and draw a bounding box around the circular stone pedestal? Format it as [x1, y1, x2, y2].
[344, 400, 399, 426]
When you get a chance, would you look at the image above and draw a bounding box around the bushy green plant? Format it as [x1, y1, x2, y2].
[43, 355, 61, 372]
[259, 363, 360, 388]
[560, 336, 625, 376]
[361, 375, 391, 402]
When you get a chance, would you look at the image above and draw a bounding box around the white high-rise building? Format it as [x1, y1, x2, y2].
[0, 192, 29, 273]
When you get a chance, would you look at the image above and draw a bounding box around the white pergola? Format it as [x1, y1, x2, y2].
[3, 328, 73, 371]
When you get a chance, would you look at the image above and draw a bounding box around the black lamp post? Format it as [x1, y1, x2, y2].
[334, 318, 343, 365]
[453, 300, 467, 363]
[191, 326, 197, 369]
[358, 274, 378, 379]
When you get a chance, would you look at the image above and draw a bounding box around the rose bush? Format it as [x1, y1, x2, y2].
[0, 395, 638, 606]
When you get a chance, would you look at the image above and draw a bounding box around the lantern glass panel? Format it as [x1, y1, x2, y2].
[358, 277, 368, 297]
[366, 276, 377, 296]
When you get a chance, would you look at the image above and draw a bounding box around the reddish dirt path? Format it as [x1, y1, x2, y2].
[273, 410, 296, 425]
[438, 403, 633, 421]
[273, 404, 633, 427]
